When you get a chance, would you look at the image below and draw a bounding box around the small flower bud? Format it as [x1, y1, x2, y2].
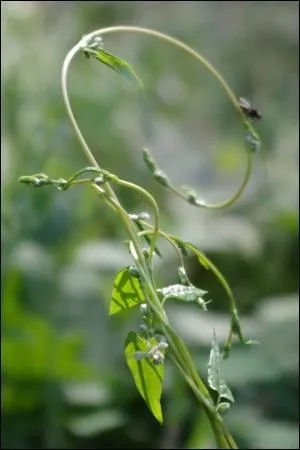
[55, 178, 69, 191]
[128, 265, 140, 278]
[137, 212, 151, 221]
[187, 191, 205, 207]
[154, 170, 170, 188]
[92, 36, 103, 49]
[94, 176, 105, 185]
[142, 148, 157, 172]
[152, 350, 165, 365]
[158, 341, 168, 350]
[129, 212, 151, 222]
[142, 248, 150, 260]
[139, 303, 149, 316]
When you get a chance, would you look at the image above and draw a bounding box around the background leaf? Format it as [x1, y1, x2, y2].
[67, 410, 125, 437]
[124, 331, 164, 423]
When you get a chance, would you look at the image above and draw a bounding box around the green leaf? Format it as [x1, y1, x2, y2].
[208, 331, 234, 404]
[124, 331, 164, 423]
[181, 242, 210, 270]
[109, 267, 145, 315]
[85, 47, 143, 93]
[157, 284, 209, 310]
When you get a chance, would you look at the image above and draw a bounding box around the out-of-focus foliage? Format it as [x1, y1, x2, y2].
[1, 1, 298, 449]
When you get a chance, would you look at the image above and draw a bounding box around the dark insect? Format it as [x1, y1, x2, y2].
[239, 97, 262, 120]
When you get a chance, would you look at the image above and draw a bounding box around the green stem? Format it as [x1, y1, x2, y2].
[171, 354, 237, 449]
[137, 228, 185, 270]
[70, 178, 94, 185]
[204, 149, 252, 210]
[62, 26, 259, 214]
[61, 26, 240, 449]
[115, 178, 160, 260]
[164, 232, 240, 352]
[168, 148, 252, 210]
[92, 189, 232, 446]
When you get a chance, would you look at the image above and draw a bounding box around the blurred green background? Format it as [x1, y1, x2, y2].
[1, 1, 299, 449]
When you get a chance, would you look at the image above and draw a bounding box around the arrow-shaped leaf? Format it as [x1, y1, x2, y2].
[124, 331, 164, 423]
[157, 284, 209, 310]
[109, 267, 144, 315]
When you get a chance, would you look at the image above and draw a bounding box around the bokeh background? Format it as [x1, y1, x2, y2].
[1, 1, 299, 449]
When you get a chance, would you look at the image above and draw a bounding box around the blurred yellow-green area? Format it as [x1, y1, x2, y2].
[1, 1, 299, 449]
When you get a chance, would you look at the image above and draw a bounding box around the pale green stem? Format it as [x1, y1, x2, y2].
[62, 26, 257, 213]
[73, 174, 160, 260]
[92, 186, 215, 399]
[169, 148, 252, 210]
[70, 178, 94, 185]
[61, 26, 241, 448]
[115, 178, 160, 260]
[203, 149, 252, 210]
[170, 354, 237, 449]
[159, 228, 239, 350]
[99, 187, 215, 399]
[138, 228, 185, 269]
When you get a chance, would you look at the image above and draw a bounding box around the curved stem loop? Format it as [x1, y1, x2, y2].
[62, 26, 258, 211]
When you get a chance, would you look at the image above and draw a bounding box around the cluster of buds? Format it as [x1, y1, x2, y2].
[135, 303, 168, 365]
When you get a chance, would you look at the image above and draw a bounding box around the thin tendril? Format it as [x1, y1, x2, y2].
[62, 26, 258, 213]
